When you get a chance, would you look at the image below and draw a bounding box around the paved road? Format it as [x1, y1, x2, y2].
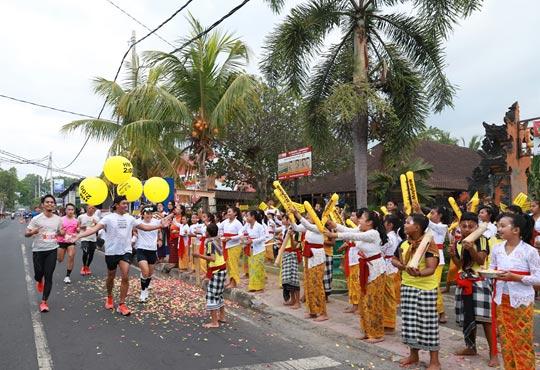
[0, 221, 397, 370]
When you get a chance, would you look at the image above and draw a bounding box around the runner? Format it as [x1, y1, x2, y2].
[24, 194, 63, 313]
[77, 205, 100, 276]
[74, 196, 172, 316]
[133, 207, 162, 303]
[56, 203, 78, 284]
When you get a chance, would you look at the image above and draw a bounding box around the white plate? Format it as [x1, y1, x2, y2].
[478, 270, 502, 278]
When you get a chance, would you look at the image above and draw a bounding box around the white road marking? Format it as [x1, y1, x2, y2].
[213, 355, 341, 370]
[20, 243, 54, 370]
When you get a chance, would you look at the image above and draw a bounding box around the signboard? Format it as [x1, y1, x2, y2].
[53, 178, 65, 194]
[534, 120, 540, 156]
[277, 146, 312, 180]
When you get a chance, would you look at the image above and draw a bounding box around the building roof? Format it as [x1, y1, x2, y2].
[297, 141, 481, 195]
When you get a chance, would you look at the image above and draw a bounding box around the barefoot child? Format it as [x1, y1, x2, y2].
[194, 222, 227, 328]
[392, 213, 441, 370]
[489, 212, 540, 370]
[449, 212, 498, 367]
[279, 217, 301, 309]
[382, 214, 403, 331]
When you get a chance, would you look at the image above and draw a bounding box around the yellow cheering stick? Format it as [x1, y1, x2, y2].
[499, 202, 508, 212]
[272, 181, 296, 223]
[448, 197, 462, 220]
[512, 192, 528, 208]
[321, 193, 339, 225]
[346, 219, 357, 229]
[469, 192, 480, 213]
[330, 207, 345, 225]
[406, 171, 419, 207]
[303, 201, 325, 233]
[292, 201, 305, 214]
[400, 174, 412, 216]
[258, 201, 268, 211]
[380, 206, 389, 216]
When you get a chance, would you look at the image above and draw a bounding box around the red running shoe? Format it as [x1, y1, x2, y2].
[80, 266, 86, 276]
[39, 301, 49, 312]
[85, 266, 92, 275]
[36, 278, 44, 293]
[116, 303, 131, 316]
[105, 296, 114, 310]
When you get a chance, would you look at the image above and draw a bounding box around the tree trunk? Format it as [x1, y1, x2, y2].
[352, 20, 369, 208]
[197, 150, 209, 211]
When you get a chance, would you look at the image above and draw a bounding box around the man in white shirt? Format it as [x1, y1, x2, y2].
[75, 196, 172, 316]
[77, 205, 100, 276]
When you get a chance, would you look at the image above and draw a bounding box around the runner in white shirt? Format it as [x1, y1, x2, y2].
[24, 195, 63, 313]
[75, 196, 172, 316]
[77, 205, 100, 276]
[133, 208, 162, 302]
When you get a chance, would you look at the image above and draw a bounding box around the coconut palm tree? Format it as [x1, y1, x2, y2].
[61, 53, 190, 180]
[262, 0, 482, 207]
[145, 16, 254, 191]
[461, 134, 482, 151]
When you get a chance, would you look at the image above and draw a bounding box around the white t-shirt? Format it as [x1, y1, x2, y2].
[98, 213, 140, 255]
[27, 213, 62, 252]
[135, 219, 161, 251]
[78, 214, 100, 242]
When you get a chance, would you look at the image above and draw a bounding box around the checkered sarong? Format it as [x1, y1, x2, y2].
[400, 285, 439, 351]
[323, 255, 333, 294]
[206, 269, 226, 311]
[281, 251, 300, 288]
[455, 278, 491, 325]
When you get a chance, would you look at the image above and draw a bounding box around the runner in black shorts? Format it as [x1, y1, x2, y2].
[77, 205, 100, 276]
[133, 208, 162, 302]
[75, 196, 172, 316]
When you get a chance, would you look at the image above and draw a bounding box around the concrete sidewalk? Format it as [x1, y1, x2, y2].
[159, 262, 540, 369]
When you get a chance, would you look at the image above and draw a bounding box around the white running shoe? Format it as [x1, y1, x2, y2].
[64, 276, 71, 284]
[139, 289, 147, 303]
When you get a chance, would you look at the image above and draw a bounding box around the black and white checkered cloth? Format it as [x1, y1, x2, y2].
[206, 269, 226, 311]
[281, 251, 300, 288]
[323, 255, 333, 294]
[400, 285, 439, 351]
[455, 278, 492, 326]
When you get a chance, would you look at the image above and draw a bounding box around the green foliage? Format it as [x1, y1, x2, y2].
[528, 156, 540, 200]
[461, 134, 482, 151]
[417, 125, 460, 145]
[368, 157, 435, 206]
[0, 167, 19, 209]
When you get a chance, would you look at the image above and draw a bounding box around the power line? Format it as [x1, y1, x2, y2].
[0, 94, 96, 119]
[0, 149, 83, 178]
[57, 0, 195, 170]
[104, 0, 176, 48]
[170, 0, 252, 54]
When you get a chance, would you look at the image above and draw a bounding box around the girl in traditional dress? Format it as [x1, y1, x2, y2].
[326, 210, 387, 343]
[382, 214, 402, 331]
[392, 213, 441, 370]
[279, 217, 301, 309]
[220, 207, 244, 289]
[489, 212, 540, 370]
[242, 210, 267, 292]
[178, 215, 190, 270]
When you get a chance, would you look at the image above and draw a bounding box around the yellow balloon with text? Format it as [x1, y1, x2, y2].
[103, 156, 133, 184]
[117, 177, 143, 202]
[79, 177, 108, 206]
[143, 177, 169, 203]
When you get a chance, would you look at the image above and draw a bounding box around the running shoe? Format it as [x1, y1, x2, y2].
[39, 301, 49, 313]
[80, 267, 86, 276]
[139, 290, 147, 303]
[64, 276, 71, 284]
[85, 266, 92, 275]
[105, 296, 114, 310]
[117, 303, 131, 316]
[36, 278, 44, 293]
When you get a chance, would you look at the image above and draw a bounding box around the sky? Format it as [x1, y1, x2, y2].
[0, 0, 539, 181]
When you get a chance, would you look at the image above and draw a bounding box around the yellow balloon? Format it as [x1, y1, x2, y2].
[103, 156, 133, 184]
[143, 177, 169, 203]
[117, 177, 143, 202]
[79, 177, 108, 206]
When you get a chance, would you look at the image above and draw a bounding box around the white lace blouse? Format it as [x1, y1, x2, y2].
[428, 221, 448, 266]
[489, 240, 540, 307]
[292, 218, 325, 269]
[336, 229, 386, 283]
[334, 224, 360, 266]
[382, 231, 401, 275]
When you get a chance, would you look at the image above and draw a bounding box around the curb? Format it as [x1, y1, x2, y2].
[157, 266, 399, 362]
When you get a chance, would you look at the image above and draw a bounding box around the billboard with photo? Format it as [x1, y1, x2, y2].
[277, 146, 312, 180]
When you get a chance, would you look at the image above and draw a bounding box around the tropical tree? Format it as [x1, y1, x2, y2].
[368, 157, 435, 207]
[461, 134, 482, 151]
[145, 16, 254, 191]
[262, 0, 482, 207]
[61, 54, 190, 180]
[418, 125, 459, 145]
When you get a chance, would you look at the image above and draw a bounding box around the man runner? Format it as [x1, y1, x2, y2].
[77, 205, 100, 276]
[24, 195, 63, 312]
[75, 196, 172, 316]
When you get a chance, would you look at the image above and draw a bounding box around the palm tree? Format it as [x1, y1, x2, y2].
[461, 134, 482, 151]
[145, 16, 254, 191]
[61, 54, 190, 180]
[369, 157, 435, 207]
[262, 0, 482, 207]
[418, 126, 459, 145]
